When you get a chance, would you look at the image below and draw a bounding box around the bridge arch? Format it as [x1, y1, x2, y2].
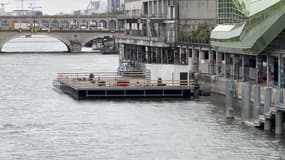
[109, 20, 116, 31]
[33, 20, 40, 28]
[0, 20, 9, 26]
[89, 20, 98, 30]
[71, 20, 80, 30]
[80, 20, 89, 30]
[41, 20, 50, 29]
[99, 20, 107, 29]
[0, 33, 72, 52]
[60, 20, 70, 30]
[51, 20, 60, 30]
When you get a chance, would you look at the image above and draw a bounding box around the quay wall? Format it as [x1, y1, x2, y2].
[141, 62, 280, 106]
[210, 76, 281, 106]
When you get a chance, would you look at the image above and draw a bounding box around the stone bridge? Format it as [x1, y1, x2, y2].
[0, 15, 124, 52]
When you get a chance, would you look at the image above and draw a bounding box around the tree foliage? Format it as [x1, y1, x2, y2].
[179, 23, 212, 43]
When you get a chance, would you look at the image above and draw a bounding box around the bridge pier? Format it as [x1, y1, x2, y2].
[69, 41, 82, 53]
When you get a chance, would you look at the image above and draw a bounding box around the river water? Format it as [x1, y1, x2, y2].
[0, 37, 285, 159]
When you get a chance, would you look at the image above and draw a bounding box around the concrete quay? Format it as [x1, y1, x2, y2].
[201, 75, 285, 135]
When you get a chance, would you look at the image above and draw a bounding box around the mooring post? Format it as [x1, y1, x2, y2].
[253, 85, 260, 120]
[242, 82, 251, 120]
[264, 87, 272, 131]
[225, 80, 234, 118]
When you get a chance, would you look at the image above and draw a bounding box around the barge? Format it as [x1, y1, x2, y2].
[53, 72, 209, 100]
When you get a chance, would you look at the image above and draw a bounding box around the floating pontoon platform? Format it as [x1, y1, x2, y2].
[53, 72, 208, 100]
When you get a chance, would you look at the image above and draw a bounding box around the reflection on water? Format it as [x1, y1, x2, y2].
[0, 40, 285, 159]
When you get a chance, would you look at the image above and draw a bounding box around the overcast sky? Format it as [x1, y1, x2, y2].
[4, 0, 109, 14]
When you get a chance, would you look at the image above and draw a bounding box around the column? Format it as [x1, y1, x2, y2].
[192, 49, 199, 73]
[275, 89, 284, 106]
[168, 4, 171, 19]
[267, 55, 270, 86]
[161, 0, 165, 18]
[216, 52, 221, 76]
[232, 54, 236, 79]
[264, 87, 272, 131]
[242, 82, 251, 120]
[253, 85, 261, 120]
[152, 0, 155, 16]
[179, 47, 182, 65]
[275, 110, 283, 135]
[164, 48, 169, 64]
[136, 46, 139, 63]
[225, 80, 234, 118]
[279, 53, 281, 88]
[172, 5, 176, 19]
[160, 47, 164, 64]
[148, 1, 151, 17]
[242, 55, 245, 81]
[224, 53, 227, 78]
[150, 47, 153, 63]
[199, 50, 205, 73]
[173, 49, 176, 64]
[209, 50, 214, 75]
[186, 48, 190, 65]
[124, 45, 128, 60]
[278, 54, 284, 105]
[157, 0, 160, 17]
[156, 47, 159, 64]
[145, 46, 149, 63]
[119, 44, 124, 64]
[256, 56, 259, 84]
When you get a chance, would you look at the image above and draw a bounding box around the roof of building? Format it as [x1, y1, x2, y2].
[211, 1, 285, 55]
[234, 0, 280, 17]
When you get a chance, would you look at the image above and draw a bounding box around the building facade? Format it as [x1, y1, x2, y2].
[211, 0, 285, 86]
[108, 0, 122, 13]
[85, 0, 101, 14]
[118, 0, 285, 88]
[118, 0, 217, 81]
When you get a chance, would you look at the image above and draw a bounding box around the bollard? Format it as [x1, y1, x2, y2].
[264, 87, 272, 131]
[253, 85, 260, 120]
[225, 80, 234, 118]
[242, 82, 251, 120]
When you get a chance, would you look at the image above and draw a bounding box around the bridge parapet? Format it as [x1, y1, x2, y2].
[0, 15, 124, 32]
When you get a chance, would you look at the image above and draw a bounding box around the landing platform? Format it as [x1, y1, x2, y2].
[53, 72, 206, 100]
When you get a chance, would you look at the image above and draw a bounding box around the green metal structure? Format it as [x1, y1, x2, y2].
[212, 0, 284, 55]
